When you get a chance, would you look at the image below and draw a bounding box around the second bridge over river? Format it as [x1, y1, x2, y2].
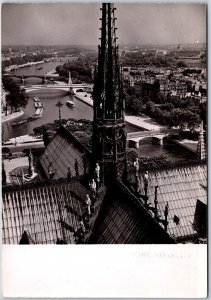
[21, 83, 93, 93]
[127, 129, 180, 148]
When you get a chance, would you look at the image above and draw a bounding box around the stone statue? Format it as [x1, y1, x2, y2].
[28, 149, 34, 177]
[89, 179, 97, 198]
[134, 158, 139, 176]
[85, 194, 92, 215]
[94, 163, 101, 189]
[144, 170, 149, 187]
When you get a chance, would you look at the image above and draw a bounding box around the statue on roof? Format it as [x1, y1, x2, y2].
[134, 158, 139, 176]
[85, 194, 92, 216]
[89, 178, 97, 198]
[94, 163, 100, 188]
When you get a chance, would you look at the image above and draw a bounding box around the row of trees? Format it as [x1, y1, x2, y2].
[2, 77, 28, 115]
[124, 84, 206, 128]
[56, 55, 95, 83]
[121, 52, 185, 68]
[144, 101, 201, 128]
[34, 119, 93, 149]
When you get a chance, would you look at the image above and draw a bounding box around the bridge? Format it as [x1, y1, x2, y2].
[22, 84, 93, 93]
[5, 74, 66, 84]
[127, 129, 180, 148]
[5, 71, 93, 93]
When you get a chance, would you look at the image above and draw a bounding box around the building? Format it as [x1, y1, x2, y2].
[2, 3, 207, 245]
[160, 81, 187, 97]
[141, 79, 160, 97]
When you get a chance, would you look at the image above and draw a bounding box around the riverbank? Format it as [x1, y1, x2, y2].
[74, 92, 93, 107]
[125, 115, 167, 131]
[5, 60, 44, 72]
[170, 138, 198, 153]
[3, 134, 43, 145]
[3, 134, 44, 153]
[46, 69, 58, 75]
[1, 110, 24, 123]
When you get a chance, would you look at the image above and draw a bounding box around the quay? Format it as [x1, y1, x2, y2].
[3, 134, 44, 152]
[168, 138, 198, 153]
[1, 110, 24, 123]
[4, 60, 44, 72]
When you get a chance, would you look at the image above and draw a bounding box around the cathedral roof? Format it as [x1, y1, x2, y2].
[89, 180, 175, 244]
[2, 161, 206, 244]
[137, 162, 207, 241]
[2, 178, 90, 244]
[39, 125, 91, 180]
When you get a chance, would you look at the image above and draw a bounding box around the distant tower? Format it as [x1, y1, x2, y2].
[8, 45, 12, 54]
[92, 3, 127, 182]
[196, 121, 206, 161]
[177, 43, 182, 50]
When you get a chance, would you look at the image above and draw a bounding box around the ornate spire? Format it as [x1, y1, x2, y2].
[93, 3, 124, 120]
[196, 121, 206, 161]
[92, 3, 127, 182]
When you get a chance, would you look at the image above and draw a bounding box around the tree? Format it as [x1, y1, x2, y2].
[142, 96, 151, 105]
[3, 77, 28, 112]
[177, 60, 187, 68]
[145, 101, 155, 116]
[74, 131, 92, 149]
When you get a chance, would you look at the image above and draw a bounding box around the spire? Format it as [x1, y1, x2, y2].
[93, 3, 124, 120]
[92, 3, 127, 182]
[196, 121, 206, 160]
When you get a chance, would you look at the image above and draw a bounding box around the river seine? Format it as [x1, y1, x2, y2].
[2, 60, 195, 162]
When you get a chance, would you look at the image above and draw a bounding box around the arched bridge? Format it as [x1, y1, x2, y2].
[127, 129, 180, 148]
[5, 74, 66, 83]
[22, 84, 93, 93]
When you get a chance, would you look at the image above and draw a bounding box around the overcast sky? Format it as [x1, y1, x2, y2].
[1, 3, 206, 46]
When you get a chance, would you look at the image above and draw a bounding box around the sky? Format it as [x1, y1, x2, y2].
[1, 3, 206, 46]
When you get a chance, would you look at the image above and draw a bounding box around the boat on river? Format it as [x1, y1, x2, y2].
[12, 97, 44, 126]
[35, 102, 44, 108]
[11, 115, 39, 127]
[66, 100, 74, 108]
[35, 108, 44, 117]
[11, 119, 28, 127]
[36, 66, 43, 70]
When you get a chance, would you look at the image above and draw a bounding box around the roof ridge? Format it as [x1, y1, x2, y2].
[138, 159, 206, 173]
[115, 180, 176, 243]
[2, 176, 85, 193]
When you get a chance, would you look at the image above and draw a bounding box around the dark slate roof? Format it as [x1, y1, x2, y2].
[39, 125, 91, 180]
[90, 180, 175, 244]
[2, 178, 91, 244]
[3, 160, 206, 244]
[136, 162, 207, 240]
[2, 176, 174, 244]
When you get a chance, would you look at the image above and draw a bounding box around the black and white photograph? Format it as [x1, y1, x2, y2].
[1, 3, 208, 296]
[1, 2, 207, 245]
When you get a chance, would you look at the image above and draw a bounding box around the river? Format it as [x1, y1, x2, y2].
[2, 60, 195, 162]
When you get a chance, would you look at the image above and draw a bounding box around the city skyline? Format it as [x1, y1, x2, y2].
[2, 3, 206, 46]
